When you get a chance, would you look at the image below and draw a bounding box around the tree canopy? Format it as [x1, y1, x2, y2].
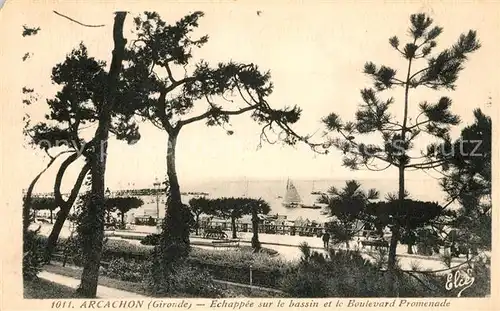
[106, 197, 144, 214]
[436, 109, 492, 249]
[115, 11, 322, 253]
[27, 196, 58, 211]
[209, 197, 271, 219]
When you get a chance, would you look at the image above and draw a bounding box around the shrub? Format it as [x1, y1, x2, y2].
[23, 228, 45, 280]
[186, 247, 292, 288]
[101, 258, 149, 283]
[281, 248, 393, 297]
[58, 236, 85, 266]
[280, 247, 444, 297]
[140, 233, 161, 246]
[461, 255, 490, 297]
[146, 252, 224, 298]
[101, 239, 154, 261]
[96, 250, 225, 297]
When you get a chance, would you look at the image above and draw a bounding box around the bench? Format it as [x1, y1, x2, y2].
[203, 228, 228, 240]
[104, 224, 116, 231]
[51, 252, 110, 269]
[361, 239, 389, 250]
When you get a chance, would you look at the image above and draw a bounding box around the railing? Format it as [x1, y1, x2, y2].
[198, 222, 324, 237]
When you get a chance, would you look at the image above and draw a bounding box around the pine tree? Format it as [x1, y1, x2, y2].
[322, 13, 480, 294]
[121, 11, 320, 255]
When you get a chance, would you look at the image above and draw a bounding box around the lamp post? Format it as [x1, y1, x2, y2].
[153, 177, 161, 226]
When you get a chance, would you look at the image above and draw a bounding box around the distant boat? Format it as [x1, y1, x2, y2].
[310, 180, 325, 195]
[282, 179, 301, 208]
[301, 204, 322, 209]
[184, 192, 209, 196]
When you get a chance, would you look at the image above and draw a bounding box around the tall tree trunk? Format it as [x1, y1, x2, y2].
[387, 51, 413, 296]
[78, 12, 127, 298]
[251, 208, 260, 251]
[79, 165, 107, 298]
[387, 165, 404, 295]
[121, 212, 125, 228]
[50, 209, 53, 224]
[231, 216, 237, 239]
[162, 131, 190, 255]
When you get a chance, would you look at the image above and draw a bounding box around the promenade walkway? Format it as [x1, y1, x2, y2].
[114, 226, 466, 271]
[36, 222, 467, 271]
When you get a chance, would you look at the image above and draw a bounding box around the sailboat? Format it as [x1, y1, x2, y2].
[282, 179, 302, 208]
[242, 179, 249, 197]
[310, 180, 323, 195]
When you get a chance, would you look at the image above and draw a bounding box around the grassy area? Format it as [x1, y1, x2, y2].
[43, 263, 152, 297]
[113, 233, 278, 256]
[24, 278, 81, 299]
[239, 246, 278, 256]
[43, 262, 284, 298]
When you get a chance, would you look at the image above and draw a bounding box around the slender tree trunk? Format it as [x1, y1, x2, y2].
[45, 162, 90, 261]
[195, 214, 200, 235]
[23, 153, 66, 232]
[78, 12, 127, 298]
[45, 207, 70, 260]
[50, 210, 53, 224]
[407, 242, 413, 254]
[231, 216, 237, 239]
[121, 212, 125, 227]
[162, 131, 190, 254]
[387, 165, 404, 295]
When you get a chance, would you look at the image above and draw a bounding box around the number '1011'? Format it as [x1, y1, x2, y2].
[51, 301, 73, 308]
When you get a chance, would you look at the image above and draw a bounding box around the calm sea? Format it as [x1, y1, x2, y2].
[130, 178, 446, 222]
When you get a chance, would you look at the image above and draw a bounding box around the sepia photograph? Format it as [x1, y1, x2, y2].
[0, 0, 497, 308]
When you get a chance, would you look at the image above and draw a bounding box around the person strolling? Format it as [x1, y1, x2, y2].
[322, 231, 330, 249]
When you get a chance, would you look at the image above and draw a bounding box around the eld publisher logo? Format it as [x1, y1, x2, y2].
[445, 268, 475, 297]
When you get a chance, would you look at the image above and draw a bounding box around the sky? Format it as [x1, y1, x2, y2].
[0, 1, 497, 202]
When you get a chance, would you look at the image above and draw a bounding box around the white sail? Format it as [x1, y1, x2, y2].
[283, 179, 301, 205]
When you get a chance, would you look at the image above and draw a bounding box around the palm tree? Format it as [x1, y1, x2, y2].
[318, 180, 379, 248]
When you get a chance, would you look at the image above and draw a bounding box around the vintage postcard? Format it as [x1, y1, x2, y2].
[0, 0, 497, 310]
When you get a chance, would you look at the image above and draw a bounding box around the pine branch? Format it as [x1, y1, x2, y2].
[178, 104, 259, 126]
[53, 11, 105, 27]
[405, 158, 445, 169]
[336, 128, 398, 167]
[364, 162, 392, 171]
